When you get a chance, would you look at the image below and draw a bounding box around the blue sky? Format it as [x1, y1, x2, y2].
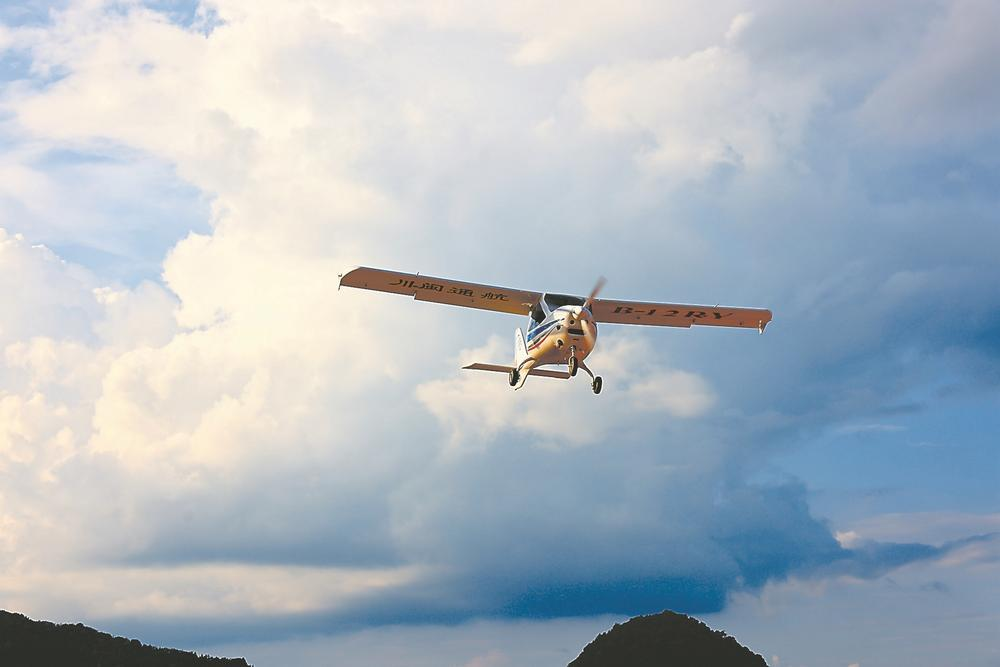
[0, 2, 998, 666]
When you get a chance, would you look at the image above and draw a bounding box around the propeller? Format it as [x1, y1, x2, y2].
[582, 276, 606, 312]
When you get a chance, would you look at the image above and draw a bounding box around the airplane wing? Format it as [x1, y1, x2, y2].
[339, 266, 540, 316]
[590, 298, 772, 332]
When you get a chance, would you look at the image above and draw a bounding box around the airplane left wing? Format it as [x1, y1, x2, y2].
[339, 266, 540, 316]
[591, 298, 772, 332]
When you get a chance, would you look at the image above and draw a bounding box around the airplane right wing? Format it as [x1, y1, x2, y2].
[590, 298, 772, 332]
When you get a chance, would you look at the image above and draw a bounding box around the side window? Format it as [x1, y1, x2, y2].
[529, 301, 546, 326]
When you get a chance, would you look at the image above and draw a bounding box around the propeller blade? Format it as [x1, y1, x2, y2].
[583, 276, 606, 311]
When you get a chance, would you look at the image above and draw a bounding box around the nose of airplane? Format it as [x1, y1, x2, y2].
[564, 306, 594, 330]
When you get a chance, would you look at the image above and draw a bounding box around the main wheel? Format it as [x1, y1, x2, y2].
[509, 369, 520, 387]
[592, 376, 603, 394]
[568, 355, 578, 377]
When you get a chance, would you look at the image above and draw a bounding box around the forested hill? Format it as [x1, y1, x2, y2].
[0, 610, 250, 667]
[568, 610, 768, 667]
[1, 607, 768, 666]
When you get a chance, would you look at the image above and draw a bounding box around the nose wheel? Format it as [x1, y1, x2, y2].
[567, 354, 578, 377]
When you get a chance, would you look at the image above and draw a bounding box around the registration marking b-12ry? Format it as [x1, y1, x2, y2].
[339, 267, 772, 394]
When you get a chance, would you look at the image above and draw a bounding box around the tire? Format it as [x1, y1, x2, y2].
[592, 376, 603, 394]
[509, 369, 520, 387]
[568, 356, 578, 377]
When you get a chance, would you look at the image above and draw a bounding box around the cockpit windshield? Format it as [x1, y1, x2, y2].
[543, 293, 586, 311]
[530, 293, 586, 327]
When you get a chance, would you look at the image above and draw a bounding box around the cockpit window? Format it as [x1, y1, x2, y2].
[543, 293, 586, 310]
[529, 301, 546, 325]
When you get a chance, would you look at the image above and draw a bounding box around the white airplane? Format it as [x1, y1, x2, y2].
[339, 267, 772, 394]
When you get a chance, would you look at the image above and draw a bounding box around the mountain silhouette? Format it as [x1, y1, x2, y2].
[568, 610, 768, 667]
[2, 607, 767, 666]
[0, 610, 250, 667]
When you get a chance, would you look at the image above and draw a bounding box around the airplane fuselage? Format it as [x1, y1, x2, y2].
[526, 305, 598, 367]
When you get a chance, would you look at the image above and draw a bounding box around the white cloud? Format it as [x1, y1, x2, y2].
[0, 229, 100, 345]
[0, 3, 996, 662]
[0, 561, 424, 621]
[580, 43, 822, 177]
[415, 335, 716, 450]
[843, 512, 1000, 546]
[835, 531, 861, 548]
[858, 0, 1000, 144]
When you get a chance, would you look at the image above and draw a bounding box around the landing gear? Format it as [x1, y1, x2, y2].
[578, 359, 602, 395]
[567, 345, 579, 377]
[509, 357, 536, 391]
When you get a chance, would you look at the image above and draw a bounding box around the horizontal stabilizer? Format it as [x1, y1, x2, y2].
[463, 363, 571, 380]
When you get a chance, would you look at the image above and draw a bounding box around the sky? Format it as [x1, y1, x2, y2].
[0, 1, 998, 666]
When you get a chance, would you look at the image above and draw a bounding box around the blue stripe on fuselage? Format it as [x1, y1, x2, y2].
[527, 319, 560, 342]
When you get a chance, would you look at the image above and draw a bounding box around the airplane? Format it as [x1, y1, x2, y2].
[339, 267, 772, 394]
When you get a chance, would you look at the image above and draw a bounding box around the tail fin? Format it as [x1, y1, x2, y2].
[515, 327, 528, 366]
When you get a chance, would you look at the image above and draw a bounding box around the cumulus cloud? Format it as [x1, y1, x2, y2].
[0, 229, 101, 344]
[416, 335, 716, 449]
[858, 0, 1000, 144]
[581, 42, 821, 177]
[2, 562, 425, 621]
[0, 225, 859, 634]
[0, 0, 996, 656]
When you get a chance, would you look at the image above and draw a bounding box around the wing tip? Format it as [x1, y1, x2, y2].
[338, 265, 363, 289]
[758, 311, 774, 334]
